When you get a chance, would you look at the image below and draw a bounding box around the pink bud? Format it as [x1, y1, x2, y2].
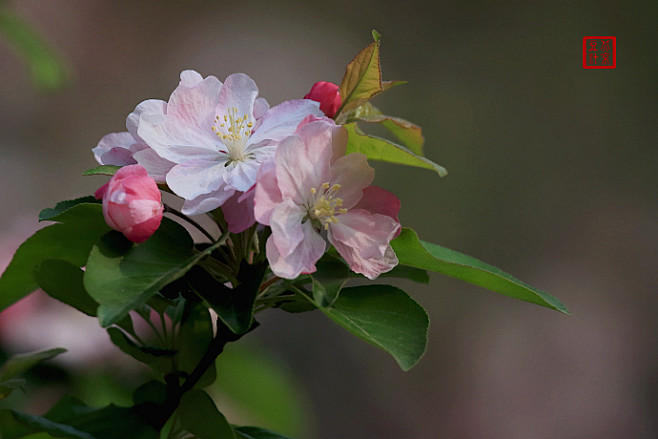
[95, 164, 164, 243]
[304, 81, 341, 118]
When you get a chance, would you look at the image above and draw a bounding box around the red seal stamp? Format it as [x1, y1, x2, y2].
[583, 37, 616, 69]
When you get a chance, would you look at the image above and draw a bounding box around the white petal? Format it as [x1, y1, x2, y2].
[249, 99, 323, 145]
[166, 160, 228, 200]
[126, 99, 167, 139]
[216, 73, 259, 123]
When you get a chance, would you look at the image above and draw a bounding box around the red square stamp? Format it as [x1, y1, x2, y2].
[583, 36, 616, 69]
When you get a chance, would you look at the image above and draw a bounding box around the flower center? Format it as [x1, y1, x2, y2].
[309, 182, 348, 230]
[212, 107, 254, 163]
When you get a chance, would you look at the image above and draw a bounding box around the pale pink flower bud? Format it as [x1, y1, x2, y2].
[95, 165, 164, 243]
[304, 81, 341, 118]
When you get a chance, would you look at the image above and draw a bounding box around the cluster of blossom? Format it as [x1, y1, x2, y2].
[93, 71, 401, 280]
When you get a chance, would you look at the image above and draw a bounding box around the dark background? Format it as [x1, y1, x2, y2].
[1, 1, 656, 438]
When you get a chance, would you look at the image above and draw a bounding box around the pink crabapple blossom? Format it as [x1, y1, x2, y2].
[254, 118, 401, 279]
[304, 81, 342, 118]
[95, 164, 164, 243]
[135, 70, 323, 215]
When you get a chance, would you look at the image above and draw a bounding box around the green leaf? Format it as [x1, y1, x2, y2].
[310, 285, 428, 371]
[178, 390, 236, 439]
[0, 5, 69, 91]
[374, 264, 430, 283]
[336, 31, 404, 118]
[34, 260, 98, 316]
[0, 348, 67, 383]
[82, 165, 121, 177]
[0, 203, 111, 312]
[350, 102, 424, 155]
[177, 301, 216, 388]
[44, 396, 158, 439]
[83, 219, 224, 327]
[344, 123, 447, 176]
[234, 426, 294, 439]
[38, 197, 99, 222]
[310, 254, 349, 307]
[391, 228, 570, 314]
[0, 410, 94, 439]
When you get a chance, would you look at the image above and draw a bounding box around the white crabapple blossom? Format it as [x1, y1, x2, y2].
[135, 70, 323, 215]
[254, 118, 401, 279]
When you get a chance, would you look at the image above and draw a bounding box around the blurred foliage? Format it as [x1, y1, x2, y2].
[0, 1, 69, 91]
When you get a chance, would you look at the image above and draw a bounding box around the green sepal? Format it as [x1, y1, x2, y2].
[82, 165, 121, 177]
[391, 228, 570, 314]
[0, 203, 110, 312]
[344, 122, 447, 176]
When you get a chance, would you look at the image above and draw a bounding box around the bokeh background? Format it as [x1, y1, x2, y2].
[1, 0, 657, 438]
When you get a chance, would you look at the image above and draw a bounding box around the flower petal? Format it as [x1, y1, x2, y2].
[167, 71, 222, 128]
[216, 73, 259, 124]
[221, 188, 256, 233]
[328, 209, 400, 279]
[353, 185, 401, 223]
[180, 188, 235, 216]
[274, 134, 329, 205]
[126, 99, 167, 139]
[330, 153, 374, 209]
[266, 220, 325, 279]
[133, 147, 175, 183]
[137, 113, 221, 163]
[166, 160, 228, 200]
[253, 160, 282, 225]
[93, 132, 138, 166]
[269, 198, 307, 258]
[248, 99, 323, 145]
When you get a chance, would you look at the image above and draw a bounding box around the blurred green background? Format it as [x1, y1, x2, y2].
[1, 0, 656, 438]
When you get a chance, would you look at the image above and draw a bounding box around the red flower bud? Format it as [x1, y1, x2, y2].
[95, 165, 164, 243]
[304, 81, 341, 118]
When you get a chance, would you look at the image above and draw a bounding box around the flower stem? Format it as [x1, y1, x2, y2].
[165, 205, 217, 243]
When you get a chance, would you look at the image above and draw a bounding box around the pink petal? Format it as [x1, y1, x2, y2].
[253, 161, 282, 225]
[328, 209, 400, 279]
[274, 134, 328, 206]
[92, 132, 138, 166]
[269, 198, 307, 258]
[222, 188, 256, 233]
[330, 153, 374, 209]
[266, 220, 326, 279]
[353, 185, 401, 224]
